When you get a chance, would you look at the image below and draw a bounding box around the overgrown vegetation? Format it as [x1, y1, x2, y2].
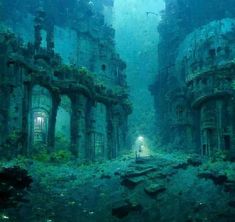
[211, 149, 229, 162]
[32, 143, 72, 163]
[0, 130, 23, 159]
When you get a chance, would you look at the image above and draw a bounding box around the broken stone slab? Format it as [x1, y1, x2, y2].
[122, 167, 157, 178]
[112, 199, 143, 219]
[135, 156, 155, 164]
[172, 161, 189, 169]
[121, 176, 145, 188]
[198, 171, 228, 185]
[159, 167, 178, 178]
[134, 164, 159, 171]
[132, 165, 150, 170]
[144, 183, 166, 196]
[146, 172, 163, 179]
[114, 171, 121, 176]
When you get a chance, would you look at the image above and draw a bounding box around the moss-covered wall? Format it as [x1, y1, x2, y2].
[0, 0, 131, 161]
[151, 0, 235, 160]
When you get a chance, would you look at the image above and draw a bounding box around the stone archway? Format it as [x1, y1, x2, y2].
[31, 85, 52, 150]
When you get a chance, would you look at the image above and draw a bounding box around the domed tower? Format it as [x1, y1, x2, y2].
[176, 18, 235, 158]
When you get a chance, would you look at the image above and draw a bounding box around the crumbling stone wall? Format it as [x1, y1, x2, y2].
[0, 1, 132, 161]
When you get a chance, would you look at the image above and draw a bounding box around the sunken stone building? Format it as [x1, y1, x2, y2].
[150, 0, 235, 160]
[0, 0, 132, 160]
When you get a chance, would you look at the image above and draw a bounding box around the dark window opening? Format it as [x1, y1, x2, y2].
[217, 47, 222, 53]
[224, 135, 231, 150]
[202, 78, 207, 85]
[101, 64, 106, 72]
[208, 48, 216, 57]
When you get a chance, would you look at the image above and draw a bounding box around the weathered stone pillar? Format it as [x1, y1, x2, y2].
[216, 100, 223, 152]
[70, 94, 79, 157]
[118, 113, 128, 153]
[86, 103, 96, 161]
[106, 105, 114, 159]
[112, 115, 120, 157]
[47, 94, 60, 152]
[123, 113, 129, 150]
[77, 95, 87, 159]
[231, 99, 235, 159]
[22, 83, 32, 155]
[0, 85, 10, 146]
[70, 94, 88, 158]
[106, 105, 120, 159]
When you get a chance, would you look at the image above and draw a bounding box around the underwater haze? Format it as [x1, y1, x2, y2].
[0, 0, 235, 222]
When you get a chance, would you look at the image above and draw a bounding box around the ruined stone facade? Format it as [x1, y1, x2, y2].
[0, 0, 131, 160]
[150, 0, 235, 159]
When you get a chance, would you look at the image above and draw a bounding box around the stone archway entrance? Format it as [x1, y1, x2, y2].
[31, 85, 52, 149]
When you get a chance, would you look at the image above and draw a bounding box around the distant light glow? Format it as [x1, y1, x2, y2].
[36, 116, 44, 123]
[1, 215, 9, 220]
[135, 135, 150, 157]
[137, 136, 144, 142]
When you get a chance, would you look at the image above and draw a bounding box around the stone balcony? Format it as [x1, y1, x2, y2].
[185, 60, 235, 84]
[191, 87, 234, 108]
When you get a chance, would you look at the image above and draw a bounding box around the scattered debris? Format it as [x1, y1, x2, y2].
[121, 176, 145, 188]
[198, 171, 228, 185]
[144, 183, 166, 197]
[112, 199, 143, 219]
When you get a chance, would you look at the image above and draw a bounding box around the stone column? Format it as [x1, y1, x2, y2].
[216, 100, 223, 152]
[70, 94, 79, 157]
[231, 98, 235, 159]
[86, 102, 96, 161]
[119, 112, 128, 152]
[106, 105, 120, 159]
[47, 94, 60, 152]
[70, 94, 88, 158]
[112, 115, 120, 157]
[77, 95, 87, 160]
[22, 83, 32, 155]
[106, 105, 114, 159]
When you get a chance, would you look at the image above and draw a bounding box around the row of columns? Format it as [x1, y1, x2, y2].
[2, 78, 129, 161]
[199, 98, 235, 158]
[70, 97, 127, 161]
[20, 84, 128, 160]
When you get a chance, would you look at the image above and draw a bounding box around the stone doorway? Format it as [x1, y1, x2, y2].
[33, 111, 49, 145]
